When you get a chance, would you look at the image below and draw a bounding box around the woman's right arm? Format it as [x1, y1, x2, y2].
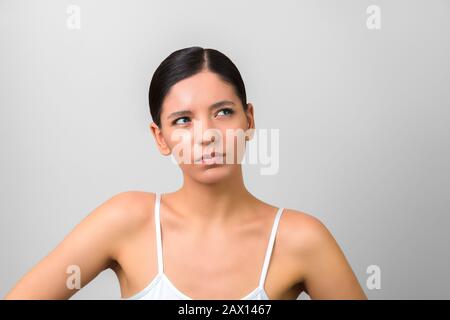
[3, 191, 145, 300]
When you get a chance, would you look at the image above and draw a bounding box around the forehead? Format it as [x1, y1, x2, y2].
[161, 71, 239, 114]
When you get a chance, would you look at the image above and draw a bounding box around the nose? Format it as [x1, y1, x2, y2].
[192, 118, 219, 147]
[201, 132, 216, 147]
[191, 118, 225, 162]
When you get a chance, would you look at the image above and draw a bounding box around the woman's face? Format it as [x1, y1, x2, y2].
[150, 70, 255, 184]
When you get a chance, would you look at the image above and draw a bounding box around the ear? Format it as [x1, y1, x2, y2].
[149, 122, 171, 156]
[245, 103, 255, 141]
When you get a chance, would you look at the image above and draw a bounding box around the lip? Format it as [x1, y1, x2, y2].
[195, 152, 226, 165]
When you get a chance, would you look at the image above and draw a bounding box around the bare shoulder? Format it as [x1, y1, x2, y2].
[279, 208, 367, 299]
[75, 190, 157, 267]
[96, 190, 155, 232]
[278, 208, 337, 257]
[78, 190, 156, 253]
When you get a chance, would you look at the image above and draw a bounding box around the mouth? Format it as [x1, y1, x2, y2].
[195, 152, 226, 165]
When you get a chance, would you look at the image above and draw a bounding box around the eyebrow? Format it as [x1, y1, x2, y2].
[166, 100, 236, 120]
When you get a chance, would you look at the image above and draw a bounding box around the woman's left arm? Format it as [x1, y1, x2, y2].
[297, 215, 368, 300]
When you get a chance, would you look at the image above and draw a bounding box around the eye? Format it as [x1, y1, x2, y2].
[216, 108, 234, 117]
[172, 117, 190, 125]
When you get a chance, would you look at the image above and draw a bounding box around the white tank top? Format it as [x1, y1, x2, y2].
[124, 193, 284, 300]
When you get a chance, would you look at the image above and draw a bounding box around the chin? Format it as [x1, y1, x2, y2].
[191, 164, 233, 184]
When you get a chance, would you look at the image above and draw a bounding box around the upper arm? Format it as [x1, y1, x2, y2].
[290, 211, 367, 300]
[4, 191, 150, 300]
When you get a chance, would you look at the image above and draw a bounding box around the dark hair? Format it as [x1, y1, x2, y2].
[149, 46, 248, 127]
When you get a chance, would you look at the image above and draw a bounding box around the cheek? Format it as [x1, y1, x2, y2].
[161, 128, 193, 164]
[227, 133, 248, 163]
[221, 128, 249, 164]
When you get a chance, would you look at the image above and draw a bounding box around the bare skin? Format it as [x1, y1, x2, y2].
[4, 70, 367, 300]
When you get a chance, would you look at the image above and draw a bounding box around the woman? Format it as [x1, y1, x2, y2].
[4, 46, 367, 300]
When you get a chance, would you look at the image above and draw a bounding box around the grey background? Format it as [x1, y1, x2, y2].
[1, 0, 449, 299]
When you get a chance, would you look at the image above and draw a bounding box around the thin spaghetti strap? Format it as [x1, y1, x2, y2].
[154, 193, 164, 274]
[258, 207, 284, 288]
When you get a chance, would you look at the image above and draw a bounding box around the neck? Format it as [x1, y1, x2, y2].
[173, 165, 258, 226]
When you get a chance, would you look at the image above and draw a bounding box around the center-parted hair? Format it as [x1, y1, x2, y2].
[149, 46, 248, 127]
